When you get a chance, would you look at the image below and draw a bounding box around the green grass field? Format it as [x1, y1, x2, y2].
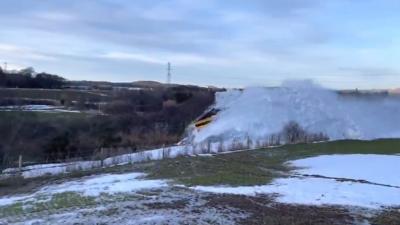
[137, 139, 400, 186]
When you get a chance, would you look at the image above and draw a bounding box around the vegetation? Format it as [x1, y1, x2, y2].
[0, 67, 65, 89]
[0, 192, 96, 217]
[0, 139, 398, 224]
[139, 139, 400, 186]
[370, 208, 400, 225]
[0, 85, 215, 169]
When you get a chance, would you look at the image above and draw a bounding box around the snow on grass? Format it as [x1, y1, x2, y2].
[4, 187, 244, 225]
[0, 105, 81, 113]
[2, 161, 103, 178]
[193, 154, 400, 209]
[292, 154, 400, 186]
[0, 173, 167, 207]
[39, 173, 168, 197]
[195, 177, 400, 209]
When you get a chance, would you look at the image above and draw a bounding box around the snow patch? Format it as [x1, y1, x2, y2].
[193, 154, 400, 209]
[0, 105, 80, 113]
[292, 154, 400, 186]
[40, 173, 168, 197]
[0, 173, 167, 207]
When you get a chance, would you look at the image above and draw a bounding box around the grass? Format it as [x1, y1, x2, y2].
[0, 139, 399, 223]
[141, 151, 290, 186]
[370, 208, 400, 225]
[0, 192, 96, 217]
[138, 139, 400, 186]
[206, 194, 354, 225]
[0, 190, 149, 218]
[28, 192, 96, 214]
[1, 139, 399, 192]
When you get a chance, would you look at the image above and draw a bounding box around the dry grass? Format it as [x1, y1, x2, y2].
[206, 194, 355, 225]
[370, 208, 400, 225]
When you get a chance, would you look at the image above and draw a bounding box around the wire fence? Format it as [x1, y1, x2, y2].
[0, 144, 173, 174]
[0, 143, 189, 180]
[1, 130, 332, 180]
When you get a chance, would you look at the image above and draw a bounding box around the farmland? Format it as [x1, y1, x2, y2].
[0, 139, 399, 224]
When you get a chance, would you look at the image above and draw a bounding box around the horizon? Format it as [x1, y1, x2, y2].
[2, 65, 400, 91]
[1, 0, 400, 89]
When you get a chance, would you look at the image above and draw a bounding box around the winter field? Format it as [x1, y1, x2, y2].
[1, 83, 400, 224]
[0, 139, 399, 225]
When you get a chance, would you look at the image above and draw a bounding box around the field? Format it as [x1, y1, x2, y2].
[141, 139, 400, 186]
[1, 139, 399, 224]
[0, 88, 110, 102]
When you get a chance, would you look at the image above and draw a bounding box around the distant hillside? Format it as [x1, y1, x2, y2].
[389, 88, 400, 95]
[131, 80, 165, 88]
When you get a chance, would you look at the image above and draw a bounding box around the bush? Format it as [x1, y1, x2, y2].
[281, 121, 329, 144]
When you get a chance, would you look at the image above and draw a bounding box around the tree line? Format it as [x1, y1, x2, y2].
[0, 67, 65, 89]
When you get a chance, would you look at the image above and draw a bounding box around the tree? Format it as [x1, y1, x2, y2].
[34, 73, 65, 89]
[282, 121, 306, 144]
[20, 67, 35, 75]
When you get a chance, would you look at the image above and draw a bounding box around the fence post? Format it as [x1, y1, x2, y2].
[100, 148, 104, 167]
[18, 155, 22, 172]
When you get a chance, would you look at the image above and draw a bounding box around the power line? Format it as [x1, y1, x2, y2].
[167, 62, 171, 84]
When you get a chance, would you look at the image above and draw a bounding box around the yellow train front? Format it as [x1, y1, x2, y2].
[194, 108, 219, 130]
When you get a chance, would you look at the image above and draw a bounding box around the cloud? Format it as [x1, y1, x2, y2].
[338, 67, 400, 77]
[32, 12, 76, 22]
[0, 0, 399, 88]
[0, 44, 56, 61]
[224, 0, 319, 17]
[100, 51, 230, 66]
[101, 52, 165, 65]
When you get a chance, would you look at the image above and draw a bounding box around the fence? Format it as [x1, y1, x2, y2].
[0, 144, 187, 179]
[1, 132, 330, 180]
[0, 144, 172, 176]
[0, 137, 274, 180]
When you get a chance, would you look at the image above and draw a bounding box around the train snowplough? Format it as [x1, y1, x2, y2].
[194, 108, 219, 130]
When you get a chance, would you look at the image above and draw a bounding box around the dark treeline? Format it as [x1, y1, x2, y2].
[0, 85, 216, 168]
[0, 67, 65, 89]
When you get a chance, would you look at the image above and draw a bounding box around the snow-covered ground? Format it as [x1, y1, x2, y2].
[0, 173, 167, 207]
[193, 154, 400, 209]
[1, 154, 399, 224]
[293, 154, 400, 186]
[0, 173, 244, 225]
[7, 155, 398, 210]
[0, 105, 80, 113]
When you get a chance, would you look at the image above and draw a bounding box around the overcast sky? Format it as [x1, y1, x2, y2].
[0, 0, 399, 89]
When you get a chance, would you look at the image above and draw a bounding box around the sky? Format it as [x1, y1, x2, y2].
[0, 0, 399, 89]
